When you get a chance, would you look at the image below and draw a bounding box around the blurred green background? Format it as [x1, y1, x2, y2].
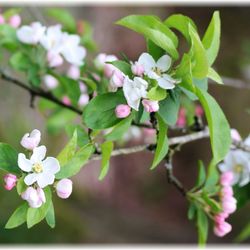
[0, 5, 250, 244]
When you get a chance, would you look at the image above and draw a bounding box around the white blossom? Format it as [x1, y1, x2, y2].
[138, 52, 178, 89]
[18, 145, 60, 188]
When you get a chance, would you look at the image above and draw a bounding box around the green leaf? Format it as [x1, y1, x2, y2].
[195, 160, 206, 187]
[27, 64, 41, 87]
[158, 92, 180, 126]
[202, 193, 221, 213]
[0, 24, 18, 50]
[3, 8, 21, 19]
[235, 222, 250, 242]
[82, 91, 127, 130]
[45, 202, 56, 229]
[189, 24, 209, 79]
[56, 144, 94, 179]
[197, 208, 209, 246]
[195, 87, 231, 164]
[46, 8, 76, 33]
[105, 114, 134, 141]
[202, 11, 221, 66]
[164, 14, 197, 43]
[57, 130, 78, 166]
[0, 143, 20, 174]
[146, 39, 164, 61]
[116, 15, 179, 60]
[16, 176, 26, 195]
[80, 77, 97, 92]
[5, 203, 28, 229]
[27, 187, 52, 228]
[109, 60, 132, 77]
[65, 124, 89, 147]
[175, 53, 195, 93]
[208, 67, 223, 84]
[147, 86, 167, 101]
[188, 203, 197, 220]
[10, 51, 30, 71]
[99, 141, 114, 180]
[151, 114, 168, 169]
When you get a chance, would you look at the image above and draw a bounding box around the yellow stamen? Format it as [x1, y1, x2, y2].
[33, 163, 43, 173]
[234, 164, 243, 173]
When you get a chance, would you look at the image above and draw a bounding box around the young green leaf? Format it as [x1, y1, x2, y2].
[56, 144, 94, 179]
[187, 203, 197, 220]
[151, 114, 168, 169]
[46, 202, 56, 229]
[82, 91, 127, 130]
[109, 60, 132, 77]
[158, 92, 180, 126]
[189, 24, 209, 79]
[196, 208, 209, 246]
[195, 160, 206, 187]
[202, 192, 221, 213]
[5, 203, 28, 229]
[164, 14, 197, 43]
[57, 130, 78, 166]
[46, 8, 76, 33]
[27, 187, 52, 229]
[146, 39, 164, 61]
[10, 51, 31, 71]
[208, 67, 223, 84]
[16, 175, 27, 195]
[147, 86, 167, 101]
[0, 143, 20, 174]
[116, 15, 179, 60]
[202, 11, 221, 66]
[99, 141, 114, 180]
[195, 87, 231, 164]
[105, 114, 134, 141]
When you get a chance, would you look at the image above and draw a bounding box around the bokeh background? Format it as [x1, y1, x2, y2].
[0, 4, 250, 244]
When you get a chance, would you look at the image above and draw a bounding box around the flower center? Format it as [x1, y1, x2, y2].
[33, 163, 43, 173]
[153, 67, 162, 76]
[234, 164, 243, 173]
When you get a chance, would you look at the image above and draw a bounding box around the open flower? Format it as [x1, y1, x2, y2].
[20, 129, 41, 150]
[17, 22, 46, 44]
[138, 52, 178, 89]
[18, 145, 60, 188]
[123, 76, 148, 111]
[218, 150, 250, 187]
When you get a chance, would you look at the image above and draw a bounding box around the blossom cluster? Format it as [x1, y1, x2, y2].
[94, 52, 179, 118]
[16, 22, 89, 109]
[3, 129, 73, 208]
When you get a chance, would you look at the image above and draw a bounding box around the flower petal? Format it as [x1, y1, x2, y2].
[18, 153, 33, 172]
[156, 55, 171, 72]
[157, 76, 176, 89]
[37, 173, 55, 188]
[42, 157, 60, 174]
[239, 172, 250, 187]
[138, 53, 156, 73]
[30, 145, 47, 163]
[24, 173, 38, 186]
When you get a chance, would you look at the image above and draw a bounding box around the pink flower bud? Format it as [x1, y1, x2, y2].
[43, 74, 58, 90]
[213, 221, 232, 237]
[221, 186, 233, 198]
[79, 81, 87, 93]
[110, 70, 124, 88]
[21, 187, 46, 208]
[8, 14, 21, 28]
[94, 53, 117, 71]
[56, 179, 73, 199]
[142, 99, 159, 113]
[62, 96, 71, 106]
[230, 129, 242, 142]
[222, 197, 237, 214]
[131, 62, 144, 77]
[176, 108, 186, 126]
[195, 104, 204, 117]
[20, 129, 41, 150]
[220, 171, 234, 186]
[115, 104, 131, 118]
[78, 93, 89, 108]
[0, 14, 5, 24]
[47, 51, 63, 68]
[67, 65, 80, 80]
[4, 174, 17, 191]
[104, 64, 117, 78]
